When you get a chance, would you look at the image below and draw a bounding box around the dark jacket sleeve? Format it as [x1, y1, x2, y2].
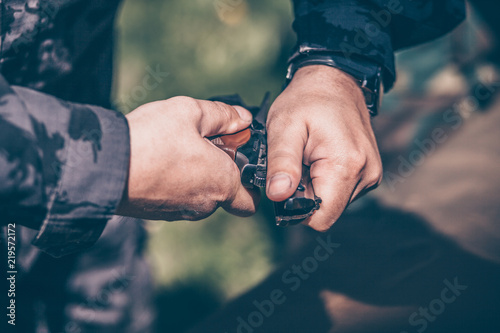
[0, 75, 130, 257]
[291, 0, 466, 90]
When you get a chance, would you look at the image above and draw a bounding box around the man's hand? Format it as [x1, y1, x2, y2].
[117, 96, 259, 221]
[266, 65, 382, 231]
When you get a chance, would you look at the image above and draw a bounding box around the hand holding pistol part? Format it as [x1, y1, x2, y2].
[209, 94, 321, 226]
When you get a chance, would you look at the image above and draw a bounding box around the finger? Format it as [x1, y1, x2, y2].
[196, 100, 253, 137]
[346, 172, 382, 205]
[303, 160, 360, 232]
[266, 118, 307, 202]
[202, 140, 260, 217]
[222, 185, 261, 217]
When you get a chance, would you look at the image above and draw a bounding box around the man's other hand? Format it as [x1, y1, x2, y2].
[266, 65, 382, 231]
[117, 96, 259, 221]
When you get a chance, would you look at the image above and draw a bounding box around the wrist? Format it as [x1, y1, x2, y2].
[291, 65, 361, 92]
[286, 53, 384, 116]
[287, 65, 367, 112]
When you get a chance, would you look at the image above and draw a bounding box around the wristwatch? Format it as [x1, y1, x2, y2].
[286, 52, 384, 116]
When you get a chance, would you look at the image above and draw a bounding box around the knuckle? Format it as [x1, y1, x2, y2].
[267, 117, 300, 139]
[266, 106, 299, 134]
[267, 150, 301, 177]
[365, 175, 382, 190]
[217, 161, 242, 201]
[212, 101, 233, 119]
[212, 101, 237, 131]
[346, 150, 367, 171]
[247, 204, 258, 216]
[374, 166, 384, 186]
[183, 204, 216, 221]
[306, 212, 338, 233]
[268, 142, 302, 162]
[170, 96, 201, 117]
[268, 148, 295, 161]
[344, 150, 368, 176]
[176, 201, 215, 221]
[169, 95, 195, 107]
[366, 175, 382, 189]
[308, 220, 333, 233]
[366, 159, 383, 188]
[229, 200, 258, 218]
[266, 114, 290, 132]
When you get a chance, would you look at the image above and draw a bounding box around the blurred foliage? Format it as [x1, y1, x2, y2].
[114, 0, 295, 110]
[112, 0, 296, 325]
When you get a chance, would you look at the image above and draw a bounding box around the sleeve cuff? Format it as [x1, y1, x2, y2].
[12, 86, 130, 257]
[291, 0, 397, 90]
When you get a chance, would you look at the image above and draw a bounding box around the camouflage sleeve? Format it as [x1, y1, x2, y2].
[291, 0, 466, 90]
[0, 75, 130, 257]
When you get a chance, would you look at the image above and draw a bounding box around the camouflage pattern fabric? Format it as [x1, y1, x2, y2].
[0, 0, 121, 107]
[0, 77, 130, 257]
[1, 2, 153, 332]
[0, 0, 128, 256]
[291, 0, 466, 89]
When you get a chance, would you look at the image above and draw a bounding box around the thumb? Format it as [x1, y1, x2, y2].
[266, 120, 306, 202]
[196, 100, 253, 137]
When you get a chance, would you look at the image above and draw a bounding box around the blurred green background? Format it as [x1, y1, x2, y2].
[114, 0, 294, 108]
[110, 1, 495, 331]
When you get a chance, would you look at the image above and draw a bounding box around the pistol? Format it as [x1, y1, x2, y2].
[209, 93, 321, 226]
